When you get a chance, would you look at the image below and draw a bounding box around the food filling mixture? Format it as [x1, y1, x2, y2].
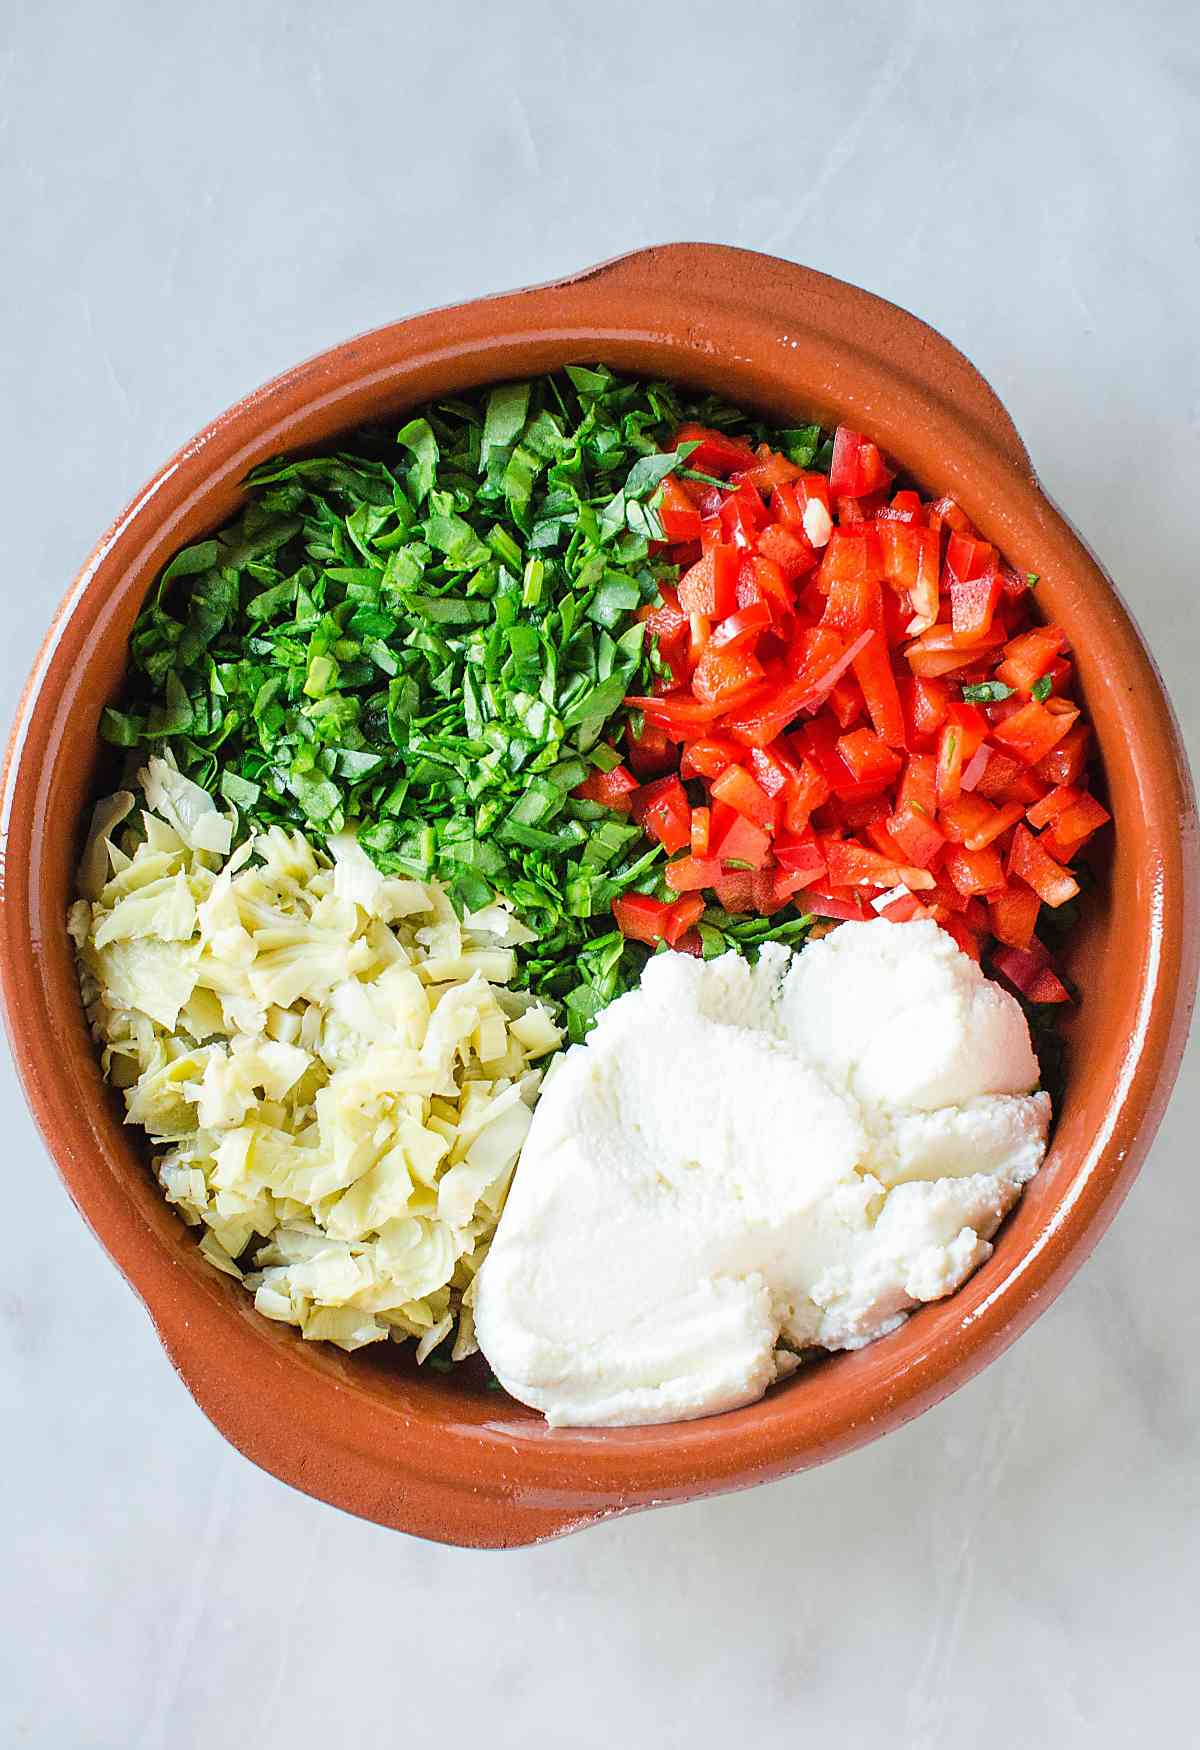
[71, 368, 1109, 1425]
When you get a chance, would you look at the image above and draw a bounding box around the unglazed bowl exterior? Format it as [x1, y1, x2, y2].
[2, 245, 1196, 1547]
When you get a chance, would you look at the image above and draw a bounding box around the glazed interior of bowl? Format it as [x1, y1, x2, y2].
[4, 246, 1195, 1547]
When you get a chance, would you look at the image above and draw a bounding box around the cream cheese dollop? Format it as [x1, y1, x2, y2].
[474, 920, 1050, 1427]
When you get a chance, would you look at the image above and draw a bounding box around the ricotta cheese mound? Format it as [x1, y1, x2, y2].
[473, 919, 1051, 1427]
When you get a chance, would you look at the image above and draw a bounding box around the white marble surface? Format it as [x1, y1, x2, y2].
[3, 2, 1197, 1743]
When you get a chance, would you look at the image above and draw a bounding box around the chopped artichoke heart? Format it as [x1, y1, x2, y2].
[72, 789, 562, 1359]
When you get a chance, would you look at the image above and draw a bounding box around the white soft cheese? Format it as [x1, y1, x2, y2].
[473, 920, 1051, 1427]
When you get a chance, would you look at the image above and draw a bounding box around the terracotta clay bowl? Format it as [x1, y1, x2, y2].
[2, 245, 1196, 1548]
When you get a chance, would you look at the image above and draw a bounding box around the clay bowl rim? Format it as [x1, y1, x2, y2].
[2, 243, 1197, 1548]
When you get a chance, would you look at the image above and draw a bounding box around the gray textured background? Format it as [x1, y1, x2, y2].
[3, 2, 1197, 1745]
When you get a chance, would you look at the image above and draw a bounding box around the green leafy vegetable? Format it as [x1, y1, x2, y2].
[962, 680, 1015, 704]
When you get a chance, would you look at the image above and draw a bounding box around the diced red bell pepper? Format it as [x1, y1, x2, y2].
[824, 839, 904, 891]
[854, 644, 906, 752]
[711, 601, 772, 649]
[612, 892, 674, 945]
[674, 422, 758, 478]
[756, 521, 818, 583]
[829, 426, 895, 498]
[772, 868, 823, 904]
[992, 943, 1072, 1004]
[1026, 785, 1085, 830]
[710, 763, 778, 832]
[630, 775, 692, 855]
[1044, 656, 1073, 697]
[720, 681, 809, 750]
[795, 474, 834, 546]
[573, 762, 639, 811]
[750, 862, 792, 916]
[926, 877, 970, 915]
[690, 805, 711, 858]
[792, 622, 873, 702]
[949, 565, 1003, 648]
[880, 522, 940, 629]
[686, 609, 711, 669]
[640, 584, 690, 679]
[877, 490, 925, 525]
[926, 495, 975, 534]
[736, 553, 794, 621]
[817, 527, 885, 591]
[969, 799, 1025, 850]
[836, 728, 904, 787]
[678, 545, 739, 618]
[719, 480, 770, 550]
[939, 915, 984, 961]
[692, 639, 766, 708]
[882, 581, 916, 648]
[886, 803, 946, 869]
[1008, 824, 1081, 907]
[798, 886, 873, 922]
[828, 673, 866, 728]
[974, 748, 1046, 806]
[897, 674, 951, 749]
[937, 793, 1002, 846]
[944, 532, 997, 589]
[905, 622, 1007, 678]
[662, 893, 706, 946]
[995, 625, 1070, 695]
[1046, 791, 1110, 851]
[990, 698, 1080, 767]
[747, 738, 803, 798]
[656, 475, 702, 544]
[712, 809, 774, 870]
[625, 717, 676, 778]
[837, 490, 891, 524]
[772, 825, 826, 885]
[641, 582, 688, 640]
[801, 718, 896, 804]
[998, 562, 1031, 601]
[713, 868, 756, 912]
[782, 756, 832, 833]
[959, 743, 993, 792]
[822, 574, 905, 748]
[1035, 723, 1090, 787]
[1024, 784, 1110, 853]
[865, 814, 914, 864]
[770, 481, 805, 527]
[698, 509, 724, 555]
[729, 444, 804, 494]
[680, 735, 742, 779]
[948, 700, 988, 753]
[665, 855, 724, 894]
[942, 843, 1006, 897]
[842, 794, 893, 834]
[989, 884, 1042, 950]
[624, 693, 726, 738]
[936, 706, 986, 807]
[874, 889, 931, 924]
[896, 752, 938, 817]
